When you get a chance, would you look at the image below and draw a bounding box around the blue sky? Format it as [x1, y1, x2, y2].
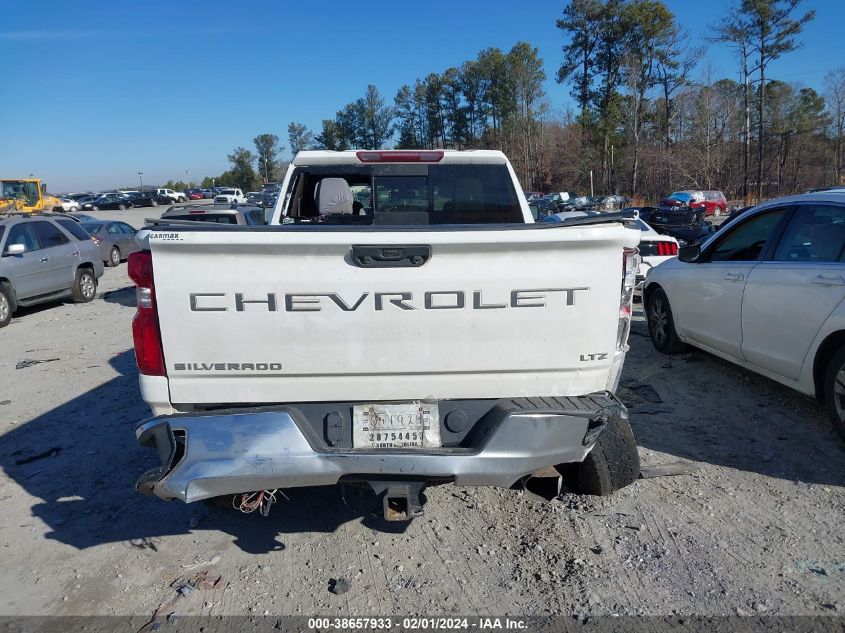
[1, 0, 840, 191]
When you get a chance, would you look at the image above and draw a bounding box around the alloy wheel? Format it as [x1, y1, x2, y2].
[833, 367, 845, 425]
[649, 297, 668, 346]
[110, 247, 120, 266]
[0, 292, 9, 323]
[80, 273, 95, 300]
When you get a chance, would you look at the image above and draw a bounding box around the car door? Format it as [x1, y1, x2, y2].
[106, 222, 125, 253]
[742, 203, 845, 380]
[1, 223, 51, 298]
[29, 221, 80, 292]
[116, 222, 139, 255]
[672, 207, 788, 359]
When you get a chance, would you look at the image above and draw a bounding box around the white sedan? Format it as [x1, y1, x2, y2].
[60, 197, 80, 212]
[643, 190, 845, 439]
[634, 219, 678, 293]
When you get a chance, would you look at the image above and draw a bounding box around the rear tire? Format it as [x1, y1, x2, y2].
[573, 415, 640, 495]
[823, 346, 845, 441]
[72, 268, 97, 303]
[0, 283, 13, 328]
[646, 287, 687, 354]
[107, 246, 120, 267]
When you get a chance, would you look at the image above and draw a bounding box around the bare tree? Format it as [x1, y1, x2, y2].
[711, 8, 755, 200]
[739, 0, 815, 198]
[825, 67, 845, 184]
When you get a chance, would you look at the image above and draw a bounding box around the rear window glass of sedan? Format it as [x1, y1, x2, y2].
[81, 222, 106, 233]
[56, 219, 92, 241]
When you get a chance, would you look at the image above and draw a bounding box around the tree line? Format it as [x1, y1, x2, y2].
[185, 0, 843, 203]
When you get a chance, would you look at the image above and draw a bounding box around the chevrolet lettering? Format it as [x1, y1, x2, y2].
[188, 289, 590, 312]
[129, 148, 643, 521]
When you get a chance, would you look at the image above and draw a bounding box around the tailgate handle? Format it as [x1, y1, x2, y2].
[352, 245, 430, 268]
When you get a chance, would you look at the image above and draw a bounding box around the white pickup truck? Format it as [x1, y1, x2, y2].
[155, 188, 187, 204]
[213, 187, 246, 204]
[130, 150, 642, 520]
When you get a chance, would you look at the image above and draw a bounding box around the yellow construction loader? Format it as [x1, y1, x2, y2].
[0, 178, 63, 214]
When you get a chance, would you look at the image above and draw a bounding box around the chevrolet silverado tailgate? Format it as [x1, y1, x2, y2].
[147, 224, 639, 404]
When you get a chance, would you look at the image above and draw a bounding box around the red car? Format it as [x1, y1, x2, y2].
[185, 190, 204, 200]
[658, 190, 727, 216]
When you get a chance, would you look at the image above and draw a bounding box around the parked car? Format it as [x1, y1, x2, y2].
[127, 191, 169, 207]
[213, 188, 246, 204]
[703, 191, 728, 216]
[59, 197, 80, 212]
[158, 203, 267, 225]
[199, 189, 214, 199]
[633, 219, 678, 293]
[593, 195, 630, 212]
[647, 204, 715, 246]
[82, 193, 134, 211]
[659, 190, 727, 217]
[185, 189, 204, 200]
[75, 195, 99, 208]
[0, 215, 104, 327]
[80, 220, 140, 267]
[67, 192, 97, 201]
[155, 188, 187, 204]
[644, 190, 845, 439]
[246, 191, 264, 206]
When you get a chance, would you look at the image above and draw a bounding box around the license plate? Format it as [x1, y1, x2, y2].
[352, 402, 441, 449]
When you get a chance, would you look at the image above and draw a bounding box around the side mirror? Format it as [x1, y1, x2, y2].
[678, 244, 701, 263]
[4, 243, 26, 256]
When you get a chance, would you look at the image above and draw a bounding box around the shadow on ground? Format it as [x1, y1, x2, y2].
[0, 350, 409, 555]
[2, 326, 844, 556]
[101, 286, 135, 307]
[625, 319, 845, 487]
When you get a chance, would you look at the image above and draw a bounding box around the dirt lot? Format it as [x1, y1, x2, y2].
[0, 213, 843, 621]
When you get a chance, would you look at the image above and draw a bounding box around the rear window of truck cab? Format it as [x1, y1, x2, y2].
[283, 163, 523, 225]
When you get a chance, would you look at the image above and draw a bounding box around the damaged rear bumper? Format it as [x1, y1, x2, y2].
[134, 393, 626, 503]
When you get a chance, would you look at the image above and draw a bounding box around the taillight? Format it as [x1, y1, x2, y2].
[127, 251, 166, 376]
[356, 150, 444, 163]
[617, 247, 640, 350]
[656, 241, 678, 256]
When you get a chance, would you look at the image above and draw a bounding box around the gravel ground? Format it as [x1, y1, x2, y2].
[0, 213, 843, 622]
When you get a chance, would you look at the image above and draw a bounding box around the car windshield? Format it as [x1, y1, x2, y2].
[219, 189, 235, 195]
[668, 192, 691, 202]
[81, 222, 106, 233]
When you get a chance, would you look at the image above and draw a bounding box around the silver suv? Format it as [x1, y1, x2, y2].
[0, 214, 105, 328]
